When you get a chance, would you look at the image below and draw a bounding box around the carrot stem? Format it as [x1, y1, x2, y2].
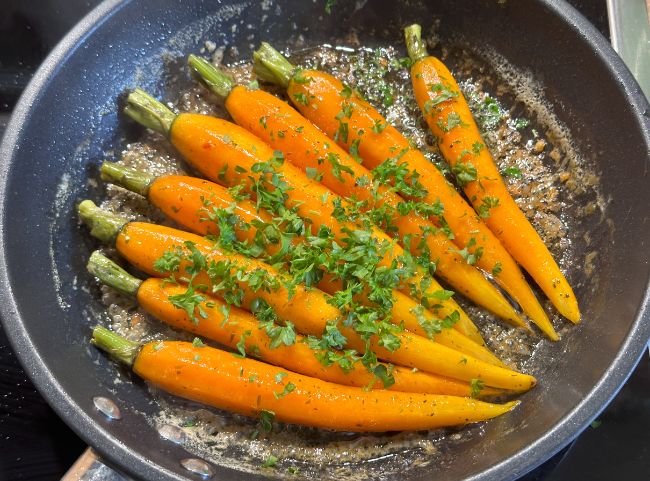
[91, 325, 140, 366]
[100, 161, 154, 197]
[187, 54, 235, 99]
[87, 251, 142, 297]
[252, 42, 294, 88]
[124, 88, 176, 136]
[404, 24, 429, 62]
[77, 200, 128, 244]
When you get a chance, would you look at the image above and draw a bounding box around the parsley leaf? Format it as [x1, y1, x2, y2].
[424, 83, 459, 112]
[492, 261, 503, 277]
[324, 0, 337, 14]
[436, 112, 468, 133]
[452, 161, 478, 187]
[293, 92, 309, 105]
[326, 152, 354, 182]
[470, 378, 484, 398]
[273, 381, 296, 399]
[502, 166, 523, 178]
[371, 119, 387, 134]
[262, 455, 278, 468]
[477, 196, 500, 219]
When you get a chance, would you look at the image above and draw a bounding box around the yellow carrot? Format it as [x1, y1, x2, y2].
[99, 164, 503, 366]
[251, 43, 557, 340]
[88, 251, 495, 396]
[122, 88, 486, 345]
[187, 56, 528, 330]
[405, 24, 579, 323]
[78, 202, 537, 392]
[92, 327, 520, 432]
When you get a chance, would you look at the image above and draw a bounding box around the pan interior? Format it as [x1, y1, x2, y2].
[1, 1, 648, 480]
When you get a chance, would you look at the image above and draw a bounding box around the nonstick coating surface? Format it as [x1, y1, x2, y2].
[0, 1, 649, 480]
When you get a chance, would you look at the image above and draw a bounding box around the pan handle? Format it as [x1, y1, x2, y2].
[61, 448, 129, 481]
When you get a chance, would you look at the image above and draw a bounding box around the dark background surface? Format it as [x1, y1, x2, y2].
[0, 1, 647, 480]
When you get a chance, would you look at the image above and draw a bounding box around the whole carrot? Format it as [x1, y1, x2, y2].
[186, 57, 527, 330]
[92, 326, 519, 432]
[88, 251, 493, 396]
[78, 201, 537, 391]
[252, 43, 557, 340]
[404, 24, 579, 323]
[100, 163, 503, 366]
[122, 88, 486, 345]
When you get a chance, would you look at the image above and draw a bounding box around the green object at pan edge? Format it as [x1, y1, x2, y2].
[608, 0, 650, 100]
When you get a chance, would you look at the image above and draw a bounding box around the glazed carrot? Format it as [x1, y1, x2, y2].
[253, 44, 557, 340]
[78, 201, 537, 391]
[100, 163, 503, 366]
[404, 24, 579, 323]
[92, 327, 520, 432]
[88, 251, 495, 396]
[186, 57, 527, 330]
[122, 88, 485, 345]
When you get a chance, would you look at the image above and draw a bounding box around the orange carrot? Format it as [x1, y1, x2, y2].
[100, 164, 504, 366]
[186, 58, 528, 330]
[122, 89, 486, 345]
[92, 326, 520, 432]
[88, 251, 493, 396]
[251, 43, 557, 340]
[78, 202, 536, 392]
[404, 24, 579, 323]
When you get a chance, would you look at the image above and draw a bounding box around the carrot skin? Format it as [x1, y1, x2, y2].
[168, 113, 485, 344]
[287, 70, 557, 339]
[114, 222, 536, 391]
[410, 56, 579, 323]
[222, 87, 526, 328]
[134, 341, 520, 432]
[137, 277, 492, 396]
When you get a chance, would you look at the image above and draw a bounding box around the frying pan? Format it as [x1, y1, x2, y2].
[1, 0, 649, 480]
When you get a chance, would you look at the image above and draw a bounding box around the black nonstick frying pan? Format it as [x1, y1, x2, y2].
[1, 0, 649, 480]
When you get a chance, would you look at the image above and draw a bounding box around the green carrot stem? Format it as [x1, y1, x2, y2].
[87, 251, 142, 298]
[123, 88, 176, 136]
[187, 54, 235, 99]
[252, 42, 295, 88]
[100, 162, 155, 197]
[78, 200, 128, 245]
[91, 326, 140, 367]
[404, 24, 429, 63]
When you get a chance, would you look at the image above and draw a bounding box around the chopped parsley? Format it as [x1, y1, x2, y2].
[452, 238, 484, 265]
[326, 152, 354, 182]
[250, 409, 275, 439]
[340, 85, 352, 98]
[492, 261, 503, 277]
[502, 166, 523, 178]
[452, 161, 478, 187]
[436, 112, 468, 133]
[293, 92, 309, 105]
[477, 196, 500, 219]
[513, 118, 530, 130]
[273, 381, 296, 399]
[470, 378, 484, 398]
[235, 330, 251, 357]
[371, 119, 387, 134]
[292, 69, 312, 84]
[324, 0, 337, 14]
[262, 455, 278, 468]
[424, 83, 459, 112]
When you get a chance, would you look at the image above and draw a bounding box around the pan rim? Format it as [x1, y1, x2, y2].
[0, 1, 648, 480]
